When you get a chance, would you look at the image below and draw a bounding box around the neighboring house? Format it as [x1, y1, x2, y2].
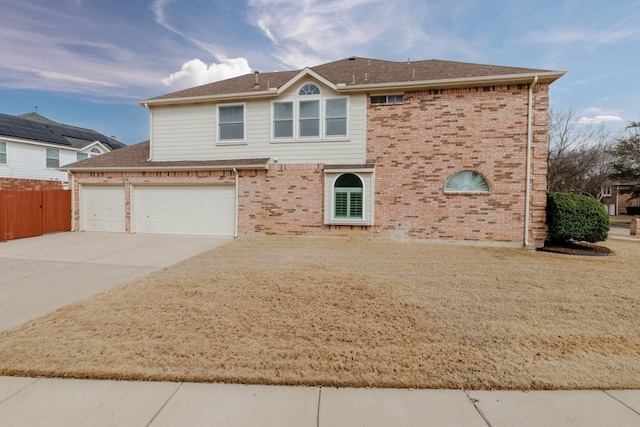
[62, 57, 564, 247]
[0, 112, 125, 188]
[601, 183, 640, 215]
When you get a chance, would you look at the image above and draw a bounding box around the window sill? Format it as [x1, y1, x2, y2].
[327, 219, 371, 226]
[271, 137, 349, 144]
[216, 141, 248, 146]
[443, 191, 491, 195]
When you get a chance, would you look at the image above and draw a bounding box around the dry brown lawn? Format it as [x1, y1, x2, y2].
[0, 236, 639, 390]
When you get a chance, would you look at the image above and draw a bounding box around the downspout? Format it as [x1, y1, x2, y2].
[233, 168, 238, 238]
[524, 75, 539, 247]
[143, 103, 153, 161]
[70, 171, 75, 231]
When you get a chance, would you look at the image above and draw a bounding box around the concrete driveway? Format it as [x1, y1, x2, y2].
[0, 232, 232, 332]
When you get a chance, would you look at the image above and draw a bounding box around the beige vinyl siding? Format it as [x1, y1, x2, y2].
[151, 104, 218, 160]
[150, 87, 367, 165]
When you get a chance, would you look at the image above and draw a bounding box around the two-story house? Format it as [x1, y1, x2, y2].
[0, 112, 125, 189]
[62, 57, 564, 246]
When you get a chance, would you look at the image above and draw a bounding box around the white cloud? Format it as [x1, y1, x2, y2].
[577, 115, 623, 125]
[162, 58, 252, 88]
[247, 0, 476, 68]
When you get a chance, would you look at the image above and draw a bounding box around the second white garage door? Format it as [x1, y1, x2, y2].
[132, 185, 235, 236]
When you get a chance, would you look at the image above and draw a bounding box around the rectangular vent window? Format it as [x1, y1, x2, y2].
[371, 95, 403, 105]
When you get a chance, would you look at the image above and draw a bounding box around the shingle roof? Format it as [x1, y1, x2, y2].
[60, 140, 270, 171]
[145, 57, 564, 104]
[0, 112, 126, 150]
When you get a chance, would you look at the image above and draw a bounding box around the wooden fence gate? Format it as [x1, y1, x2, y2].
[0, 190, 71, 241]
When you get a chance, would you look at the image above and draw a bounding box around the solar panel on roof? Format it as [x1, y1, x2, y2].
[0, 113, 116, 147]
[0, 125, 16, 137]
[30, 130, 55, 141]
[12, 127, 34, 139]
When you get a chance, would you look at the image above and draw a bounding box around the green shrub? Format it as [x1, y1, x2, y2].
[546, 192, 610, 243]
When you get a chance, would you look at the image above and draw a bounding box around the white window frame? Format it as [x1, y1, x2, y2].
[298, 98, 321, 139]
[272, 101, 294, 140]
[0, 141, 6, 164]
[324, 169, 375, 226]
[333, 173, 364, 220]
[46, 148, 59, 169]
[444, 171, 491, 194]
[217, 103, 246, 144]
[271, 83, 349, 142]
[370, 94, 404, 105]
[603, 186, 612, 197]
[325, 98, 348, 138]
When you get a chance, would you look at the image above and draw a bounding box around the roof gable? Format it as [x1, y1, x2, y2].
[277, 67, 338, 94]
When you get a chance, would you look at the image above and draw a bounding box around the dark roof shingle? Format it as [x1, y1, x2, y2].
[145, 57, 564, 103]
[61, 141, 270, 171]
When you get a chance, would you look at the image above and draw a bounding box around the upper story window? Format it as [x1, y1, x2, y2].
[299, 100, 320, 138]
[326, 98, 347, 137]
[46, 148, 59, 169]
[218, 104, 245, 142]
[273, 102, 294, 138]
[272, 83, 348, 140]
[603, 186, 612, 197]
[444, 171, 490, 193]
[0, 142, 6, 164]
[371, 95, 404, 105]
[77, 152, 89, 161]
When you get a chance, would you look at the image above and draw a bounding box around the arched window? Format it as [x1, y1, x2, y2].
[298, 83, 320, 95]
[444, 171, 490, 193]
[334, 173, 363, 218]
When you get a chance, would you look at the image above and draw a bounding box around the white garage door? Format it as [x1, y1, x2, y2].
[81, 186, 126, 232]
[132, 185, 235, 236]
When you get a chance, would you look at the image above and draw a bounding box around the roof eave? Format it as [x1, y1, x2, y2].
[336, 71, 566, 93]
[140, 89, 279, 107]
[60, 162, 271, 173]
[140, 70, 565, 106]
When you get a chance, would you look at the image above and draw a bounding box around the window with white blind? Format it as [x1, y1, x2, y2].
[272, 83, 348, 141]
[218, 104, 245, 142]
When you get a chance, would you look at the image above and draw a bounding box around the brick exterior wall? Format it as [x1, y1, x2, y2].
[601, 186, 639, 215]
[366, 84, 549, 245]
[70, 83, 550, 247]
[0, 178, 63, 191]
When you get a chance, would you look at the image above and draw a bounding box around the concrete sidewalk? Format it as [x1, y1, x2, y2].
[0, 232, 232, 332]
[0, 377, 638, 427]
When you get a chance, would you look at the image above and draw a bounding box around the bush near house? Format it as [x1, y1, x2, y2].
[546, 192, 610, 243]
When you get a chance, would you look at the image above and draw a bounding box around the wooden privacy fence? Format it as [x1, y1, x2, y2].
[0, 190, 71, 241]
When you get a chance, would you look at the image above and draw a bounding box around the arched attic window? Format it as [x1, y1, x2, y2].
[444, 171, 490, 193]
[299, 83, 320, 95]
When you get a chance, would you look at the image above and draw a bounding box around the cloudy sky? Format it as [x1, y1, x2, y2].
[0, 0, 637, 144]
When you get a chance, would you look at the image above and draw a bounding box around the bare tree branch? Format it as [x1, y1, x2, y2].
[547, 108, 615, 200]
